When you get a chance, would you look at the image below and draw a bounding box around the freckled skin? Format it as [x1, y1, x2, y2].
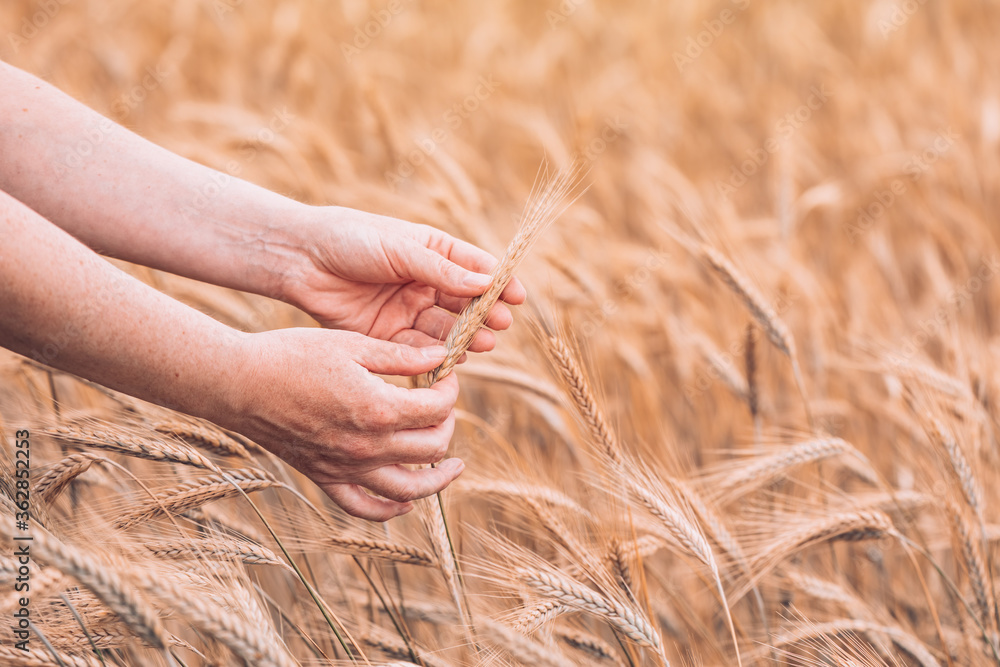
[0, 62, 526, 522]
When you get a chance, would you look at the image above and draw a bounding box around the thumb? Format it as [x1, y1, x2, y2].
[394, 240, 492, 297]
[357, 338, 447, 376]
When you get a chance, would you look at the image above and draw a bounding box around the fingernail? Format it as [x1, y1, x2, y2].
[463, 272, 492, 289]
[439, 458, 464, 473]
[422, 346, 447, 359]
[399, 503, 414, 516]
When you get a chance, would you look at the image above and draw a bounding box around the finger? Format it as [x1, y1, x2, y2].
[443, 238, 528, 305]
[357, 337, 446, 376]
[413, 308, 498, 351]
[387, 330, 471, 361]
[321, 483, 412, 522]
[435, 294, 515, 330]
[379, 409, 456, 465]
[391, 240, 492, 299]
[389, 329, 441, 348]
[377, 373, 459, 430]
[359, 458, 465, 503]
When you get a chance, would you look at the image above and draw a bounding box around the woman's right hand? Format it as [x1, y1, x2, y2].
[224, 327, 463, 521]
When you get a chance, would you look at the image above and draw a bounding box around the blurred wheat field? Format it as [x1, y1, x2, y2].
[3, 0, 1000, 665]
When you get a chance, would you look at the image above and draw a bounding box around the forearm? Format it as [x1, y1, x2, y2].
[0, 61, 308, 302]
[0, 189, 248, 424]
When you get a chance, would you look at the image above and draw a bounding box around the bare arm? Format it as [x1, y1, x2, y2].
[0, 60, 525, 350]
[0, 60, 303, 302]
[0, 190, 464, 521]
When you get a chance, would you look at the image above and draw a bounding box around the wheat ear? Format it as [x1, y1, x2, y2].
[114, 468, 281, 529]
[1, 528, 167, 650]
[518, 569, 661, 649]
[480, 618, 577, 667]
[151, 419, 251, 459]
[713, 438, 852, 502]
[429, 163, 584, 383]
[545, 335, 623, 464]
[555, 627, 626, 667]
[325, 535, 437, 567]
[512, 598, 567, 634]
[0, 645, 104, 666]
[34, 452, 108, 504]
[142, 536, 288, 569]
[769, 619, 941, 667]
[701, 245, 812, 424]
[44, 424, 218, 470]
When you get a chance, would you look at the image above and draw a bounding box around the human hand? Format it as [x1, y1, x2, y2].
[225, 327, 463, 521]
[279, 206, 527, 352]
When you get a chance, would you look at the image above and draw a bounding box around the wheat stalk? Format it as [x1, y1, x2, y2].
[142, 536, 288, 569]
[44, 424, 218, 470]
[429, 163, 584, 383]
[769, 619, 942, 667]
[700, 244, 812, 423]
[325, 535, 437, 567]
[114, 468, 281, 529]
[555, 627, 626, 667]
[518, 569, 661, 649]
[34, 452, 108, 504]
[151, 419, 251, 459]
[712, 438, 852, 501]
[480, 618, 577, 667]
[545, 334, 623, 464]
[512, 598, 567, 634]
[0, 527, 167, 650]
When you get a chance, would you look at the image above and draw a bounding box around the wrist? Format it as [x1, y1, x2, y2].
[196, 328, 265, 433]
[266, 204, 343, 309]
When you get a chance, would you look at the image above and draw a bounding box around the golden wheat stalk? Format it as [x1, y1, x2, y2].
[0, 527, 167, 650]
[44, 424, 218, 470]
[151, 419, 251, 459]
[0, 645, 105, 667]
[34, 452, 108, 504]
[555, 627, 626, 667]
[325, 535, 437, 567]
[512, 598, 567, 634]
[429, 162, 585, 383]
[362, 627, 451, 667]
[480, 618, 576, 667]
[700, 244, 812, 424]
[768, 619, 941, 667]
[544, 334, 623, 464]
[142, 536, 288, 569]
[517, 569, 661, 649]
[114, 468, 281, 529]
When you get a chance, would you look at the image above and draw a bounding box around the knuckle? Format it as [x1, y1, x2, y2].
[343, 437, 376, 462]
[395, 480, 423, 502]
[363, 404, 396, 431]
[431, 439, 449, 462]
